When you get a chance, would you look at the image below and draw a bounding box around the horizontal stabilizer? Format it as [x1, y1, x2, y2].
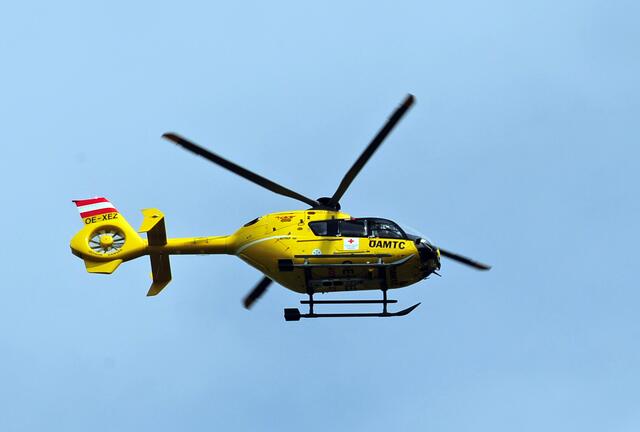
[139, 209, 167, 246]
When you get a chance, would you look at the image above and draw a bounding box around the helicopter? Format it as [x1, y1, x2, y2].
[69, 94, 490, 321]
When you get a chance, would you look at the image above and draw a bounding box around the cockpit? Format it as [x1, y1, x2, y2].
[308, 218, 407, 239]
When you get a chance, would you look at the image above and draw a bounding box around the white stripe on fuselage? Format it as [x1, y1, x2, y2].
[235, 235, 291, 255]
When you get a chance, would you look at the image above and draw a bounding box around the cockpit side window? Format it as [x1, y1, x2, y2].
[367, 219, 406, 239]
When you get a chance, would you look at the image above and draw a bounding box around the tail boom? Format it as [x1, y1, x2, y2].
[70, 198, 231, 295]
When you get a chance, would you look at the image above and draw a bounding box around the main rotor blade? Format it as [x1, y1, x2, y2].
[327, 94, 415, 208]
[439, 248, 492, 271]
[243, 276, 273, 309]
[163, 133, 319, 208]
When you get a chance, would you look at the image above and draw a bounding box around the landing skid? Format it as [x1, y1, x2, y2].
[283, 292, 420, 321]
[283, 253, 421, 321]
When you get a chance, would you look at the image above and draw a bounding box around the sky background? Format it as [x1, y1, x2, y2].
[1, 0, 639, 430]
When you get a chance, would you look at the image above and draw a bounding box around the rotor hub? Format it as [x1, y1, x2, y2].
[99, 234, 114, 249]
[315, 197, 340, 210]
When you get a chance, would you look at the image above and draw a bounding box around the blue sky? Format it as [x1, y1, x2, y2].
[1, 1, 639, 430]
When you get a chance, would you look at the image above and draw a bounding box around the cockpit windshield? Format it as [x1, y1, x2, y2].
[366, 218, 405, 239]
[397, 223, 434, 245]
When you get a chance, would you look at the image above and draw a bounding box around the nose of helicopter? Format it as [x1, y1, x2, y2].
[416, 238, 441, 273]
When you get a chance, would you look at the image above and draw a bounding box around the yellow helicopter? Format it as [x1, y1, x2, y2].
[70, 94, 490, 321]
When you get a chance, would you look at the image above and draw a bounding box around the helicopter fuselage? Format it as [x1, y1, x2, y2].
[70, 207, 440, 295]
[219, 209, 440, 294]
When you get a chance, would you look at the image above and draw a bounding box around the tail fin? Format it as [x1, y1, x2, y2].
[70, 198, 173, 294]
[70, 198, 173, 295]
[70, 197, 147, 275]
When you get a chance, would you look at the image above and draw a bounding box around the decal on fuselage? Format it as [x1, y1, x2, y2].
[343, 238, 359, 250]
[84, 212, 119, 225]
[368, 239, 406, 249]
[276, 215, 294, 223]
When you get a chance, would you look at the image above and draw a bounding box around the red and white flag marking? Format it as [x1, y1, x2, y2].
[73, 197, 118, 218]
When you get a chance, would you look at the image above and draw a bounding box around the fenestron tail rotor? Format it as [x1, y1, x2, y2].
[89, 228, 125, 255]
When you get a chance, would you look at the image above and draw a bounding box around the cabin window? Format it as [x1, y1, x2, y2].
[243, 217, 260, 227]
[339, 219, 366, 237]
[309, 220, 339, 236]
[309, 219, 366, 237]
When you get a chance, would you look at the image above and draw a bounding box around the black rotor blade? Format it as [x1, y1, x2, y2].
[243, 276, 273, 309]
[327, 94, 415, 208]
[163, 133, 319, 208]
[439, 248, 492, 271]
